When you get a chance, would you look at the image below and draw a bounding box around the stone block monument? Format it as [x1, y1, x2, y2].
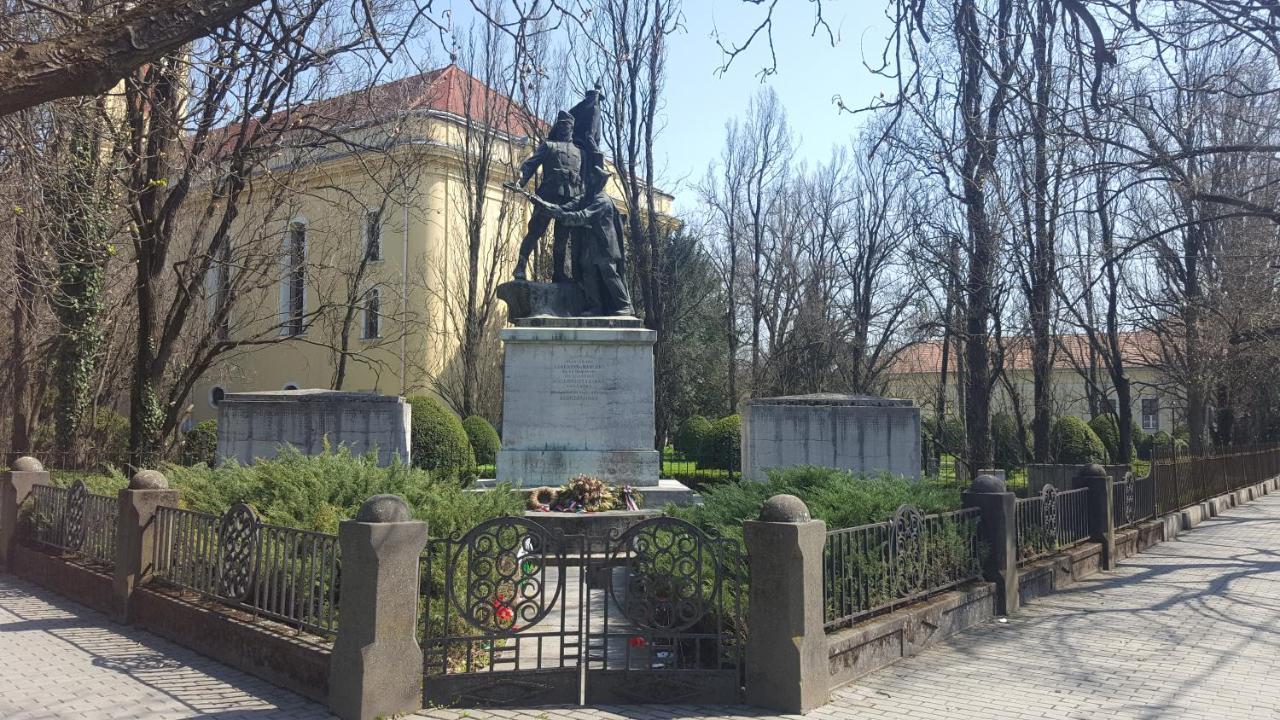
[741, 394, 920, 482]
[496, 315, 659, 487]
[217, 389, 411, 467]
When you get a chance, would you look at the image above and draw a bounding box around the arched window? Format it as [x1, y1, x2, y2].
[209, 386, 226, 408]
[364, 208, 383, 262]
[363, 287, 381, 339]
[283, 218, 307, 335]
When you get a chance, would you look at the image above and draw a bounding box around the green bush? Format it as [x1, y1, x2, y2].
[461, 416, 500, 466]
[1088, 414, 1122, 463]
[699, 414, 741, 470]
[991, 413, 1027, 470]
[673, 415, 712, 458]
[1131, 422, 1151, 461]
[1147, 429, 1173, 456]
[407, 395, 477, 483]
[179, 420, 219, 467]
[671, 466, 963, 543]
[166, 445, 518, 534]
[1050, 416, 1107, 464]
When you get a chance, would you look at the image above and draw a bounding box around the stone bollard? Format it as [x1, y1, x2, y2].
[743, 494, 828, 714]
[328, 495, 428, 720]
[1075, 463, 1116, 571]
[0, 457, 48, 571]
[113, 470, 180, 623]
[962, 474, 1019, 616]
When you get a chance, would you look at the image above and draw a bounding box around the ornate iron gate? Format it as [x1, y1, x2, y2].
[421, 516, 745, 707]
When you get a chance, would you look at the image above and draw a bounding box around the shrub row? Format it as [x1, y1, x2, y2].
[672, 413, 740, 470]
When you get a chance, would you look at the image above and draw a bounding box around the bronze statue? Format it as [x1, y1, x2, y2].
[511, 111, 582, 283]
[500, 88, 637, 319]
[531, 164, 634, 317]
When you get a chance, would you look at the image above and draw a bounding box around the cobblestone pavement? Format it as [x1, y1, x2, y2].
[0, 575, 333, 719]
[3, 492, 1279, 719]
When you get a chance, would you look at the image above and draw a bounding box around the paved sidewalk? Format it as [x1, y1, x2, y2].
[0, 575, 333, 719]
[2, 492, 1279, 719]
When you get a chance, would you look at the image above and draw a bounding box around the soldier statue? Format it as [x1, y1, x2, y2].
[511, 111, 582, 283]
[532, 164, 634, 316]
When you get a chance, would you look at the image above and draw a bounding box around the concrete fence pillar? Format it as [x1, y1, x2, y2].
[328, 494, 428, 720]
[1076, 463, 1116, 570]
[962, 474, 1019, 616]
[0, 457, 48, 571]
[744, 494, 828, 714]
[112, 470, 180, 623]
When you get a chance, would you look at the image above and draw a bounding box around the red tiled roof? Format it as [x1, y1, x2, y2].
[202, 64, 539, 159]
[887, 331, 1162, 376]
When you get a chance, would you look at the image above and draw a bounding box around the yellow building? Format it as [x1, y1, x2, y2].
[884, 331, 1179, 433]
[188, 65, 672, 424]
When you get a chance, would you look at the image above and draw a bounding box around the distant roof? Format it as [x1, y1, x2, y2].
[887, 331, 1161, 376]
[204, 64, 538, 158]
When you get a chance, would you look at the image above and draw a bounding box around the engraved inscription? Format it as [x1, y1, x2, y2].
[552, 358, 606, 404]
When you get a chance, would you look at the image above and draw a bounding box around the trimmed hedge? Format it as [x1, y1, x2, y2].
[673, 415, 712, 458]
[991, 413, 1027, 470]
[407, 395, 477, 484]
[1050, 416, 1107, 464]
[179, 419, 219, 467]
[462, 416, 501, 466]
[1088, 414, 1123, 463]
[700, 414, 741, 471]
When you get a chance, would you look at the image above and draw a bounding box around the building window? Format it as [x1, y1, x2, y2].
[283, 382, 300, 391]
[1107, 398, 1119, 415]
[363, 288, 381, 339]
[1141, 397, 1160, 431]
[284, 220, 306, 335]
[209, 386, 226, 408]
[364, 209, 383, 262]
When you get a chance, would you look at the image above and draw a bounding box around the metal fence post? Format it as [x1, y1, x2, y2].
[1076, 464, 1116, 570]
[0, 457, 48, 571]
[328, 495, 428, 720]
[743, 494, 828, 714]
[112, 470, 180, 623]
[961, 474, 1018, 616]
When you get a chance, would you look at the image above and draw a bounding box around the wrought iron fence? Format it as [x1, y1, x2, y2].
[1112, 474, 1156, 529]
[24, 480, 118, 568]
[1015, 485, 1090, 564]
[1149, 443, 1280, 515]
[152, 504, 340, 637]
[822, 505, 983, 632]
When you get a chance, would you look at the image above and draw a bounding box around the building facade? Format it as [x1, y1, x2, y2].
[187, 65, 671, 425]
[884, 332, 1179, 433]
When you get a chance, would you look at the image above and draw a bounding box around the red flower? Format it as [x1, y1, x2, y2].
[628, 635, 646, 648]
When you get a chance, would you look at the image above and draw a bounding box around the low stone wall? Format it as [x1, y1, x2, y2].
[1016, 542, 1103, 605]
[132, 587, 331, 703]
[826, 582, 994, 692]
[9, 544, 113, 615]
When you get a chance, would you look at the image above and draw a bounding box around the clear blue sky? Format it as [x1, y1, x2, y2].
[659, 0, 898, 211]
[438, 0, 899, 213]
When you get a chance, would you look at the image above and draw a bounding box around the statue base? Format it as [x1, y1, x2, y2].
[496, 280, 584, 319]
[496, 316, 659, 488]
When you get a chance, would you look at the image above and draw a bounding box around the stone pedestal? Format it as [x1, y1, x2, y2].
[217, 389, 411, 467]
[497, 316, 659, 487]
[741, 394, 921, 482]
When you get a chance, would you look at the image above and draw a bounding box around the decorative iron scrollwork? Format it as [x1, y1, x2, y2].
[607, 517, 721, 633]
[891, 504, 926, 596]
[217, 503, 259, 601]
[1041, 484, 1059, 548]
[450, 516, 562, 634]
[64, 480, 87, 551]
[1123, 475, 1136, 525]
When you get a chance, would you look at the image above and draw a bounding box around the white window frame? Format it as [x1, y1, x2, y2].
[1141, 397, 1160, 431]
